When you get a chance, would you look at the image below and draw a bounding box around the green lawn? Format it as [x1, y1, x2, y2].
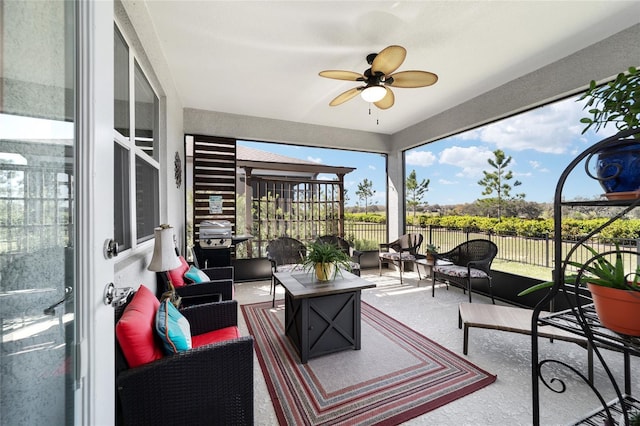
[491, 259, 553, 280]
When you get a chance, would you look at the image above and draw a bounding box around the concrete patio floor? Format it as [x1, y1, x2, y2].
[234, 268, 640, 425]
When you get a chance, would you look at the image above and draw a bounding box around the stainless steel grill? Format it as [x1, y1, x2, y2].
[199, 220, 233, 248]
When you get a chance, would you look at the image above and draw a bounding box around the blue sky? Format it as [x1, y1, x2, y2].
[239, 94, 616, 207]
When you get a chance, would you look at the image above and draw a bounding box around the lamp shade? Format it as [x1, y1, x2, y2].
[147, 226, 181, 272]
[361, 85, 387, 102]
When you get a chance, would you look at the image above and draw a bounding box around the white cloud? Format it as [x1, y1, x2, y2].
[528, 160, 550, 172]
[439, 145, 493, 178]
[458, 97, 587, 154]
[406, 150, 436, 166]
[307, 156, 322, 164]
[316, 173, 336, 181]
[368, 164, 376, 170]
[438, 179, 457, 185]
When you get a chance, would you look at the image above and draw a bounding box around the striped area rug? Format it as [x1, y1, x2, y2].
[241, 301, 496, 425]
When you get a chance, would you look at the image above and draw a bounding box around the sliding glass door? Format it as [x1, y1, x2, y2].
[0, 1, 77, 424]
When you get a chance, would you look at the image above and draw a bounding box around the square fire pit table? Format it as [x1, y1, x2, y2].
[274, 270, 376, 363]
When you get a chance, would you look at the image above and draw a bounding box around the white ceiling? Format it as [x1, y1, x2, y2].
[142, 1, 640, 135]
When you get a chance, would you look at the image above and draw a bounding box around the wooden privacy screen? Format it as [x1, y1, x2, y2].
[191, 135, 236, 243]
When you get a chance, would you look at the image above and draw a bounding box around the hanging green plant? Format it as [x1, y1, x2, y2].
[578, 66, 640, 136]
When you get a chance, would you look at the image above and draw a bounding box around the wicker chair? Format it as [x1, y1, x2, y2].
[432, 239, 498, 303]
[378, 233, 424, 284]
[156, 264, 234, 307]
[266, 236, 306, 306]
[316, 235, 363, 276]
[115, 294, 254, 425]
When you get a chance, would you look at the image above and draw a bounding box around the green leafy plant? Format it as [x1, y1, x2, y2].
[518, 244, 640, 296]
[578, 66, 640, 136]
[302, 241, 352, 279]
[425, 244, 439, 253]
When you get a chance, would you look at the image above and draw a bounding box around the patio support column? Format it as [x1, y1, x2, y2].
[337, 173, 345, 237]
[244, 167, 254, 257]
[386, 149, 403, 242]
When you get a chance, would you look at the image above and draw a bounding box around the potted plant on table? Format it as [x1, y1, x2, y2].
[302, 241, 352, 281]
[425, 244, 439, 263]
[519, 244, 640, 336]
[578, 66, 640, 198]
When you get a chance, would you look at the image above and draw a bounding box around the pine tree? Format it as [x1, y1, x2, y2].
[355, 179, 375, 214]
[477, 149, 523, 220]
[406, 170, 430, 221]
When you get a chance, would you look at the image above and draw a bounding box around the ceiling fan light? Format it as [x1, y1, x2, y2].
[361, 85, 386, 102]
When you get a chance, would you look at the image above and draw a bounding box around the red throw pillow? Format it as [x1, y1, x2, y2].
[167, 256, 190, 288]
[115, 285, 163, 368]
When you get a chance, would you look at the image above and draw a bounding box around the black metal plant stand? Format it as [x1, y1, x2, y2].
[530, 128, 640, 425]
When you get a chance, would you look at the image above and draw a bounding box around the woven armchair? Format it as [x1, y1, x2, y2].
[157, 265, 234, 307]
[266, 236, 306, 306]
[432, 239, 498, 303]
[115, 298, 254, 425]
[316, 235, 362, 276]
[378, 233, 424, 284]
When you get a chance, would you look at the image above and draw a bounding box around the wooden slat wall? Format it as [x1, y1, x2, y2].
[192, 135, 236, 243]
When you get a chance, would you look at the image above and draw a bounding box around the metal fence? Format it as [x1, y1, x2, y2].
[406, 225, 640, 271]
[343, 222, 639, 272]
[241, 219, 639, 272]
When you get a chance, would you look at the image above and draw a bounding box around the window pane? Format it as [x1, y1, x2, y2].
[114, 27, 130, 137]
[135, 155, 158, 243]
[134, 61, 158, 160]
[114, 143, 131, 250]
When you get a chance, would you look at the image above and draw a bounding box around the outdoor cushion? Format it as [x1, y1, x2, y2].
[192, 326, 241, 348]
[433, 264, 489, 279]
[115, 285, 164, 368]
[379, 252, 417, 261]
[168, 256, 190, 288]
[156, 299, 192, 354]
[184, 265, 210, 284]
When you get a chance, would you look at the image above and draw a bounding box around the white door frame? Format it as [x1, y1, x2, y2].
[76, 1, 115, 424]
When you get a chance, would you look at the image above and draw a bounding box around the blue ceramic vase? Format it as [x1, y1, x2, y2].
[595, 141, 640, 194]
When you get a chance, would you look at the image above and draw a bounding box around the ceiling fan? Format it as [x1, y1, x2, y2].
[319, 45, 438, 110]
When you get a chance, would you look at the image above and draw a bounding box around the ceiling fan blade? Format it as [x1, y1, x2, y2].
[388, 70, 438, 88]
[329, 87, 361, 106]
[319, 70, 364, 81]
[374, 87, 395, 110]
[371, 45, 406, 76]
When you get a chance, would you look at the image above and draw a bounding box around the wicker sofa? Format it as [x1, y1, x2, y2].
[114, 286, 254, 425]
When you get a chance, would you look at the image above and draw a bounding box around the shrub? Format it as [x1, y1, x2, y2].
[352, 239, 379, 251]
[346, 214, 640, 240]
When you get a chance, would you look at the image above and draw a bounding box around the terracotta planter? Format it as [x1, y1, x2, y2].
[314, 263, 336, 281]
[587, 282, 640, 336]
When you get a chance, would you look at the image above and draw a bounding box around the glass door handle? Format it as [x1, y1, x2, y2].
[44, 286, 73, 315]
